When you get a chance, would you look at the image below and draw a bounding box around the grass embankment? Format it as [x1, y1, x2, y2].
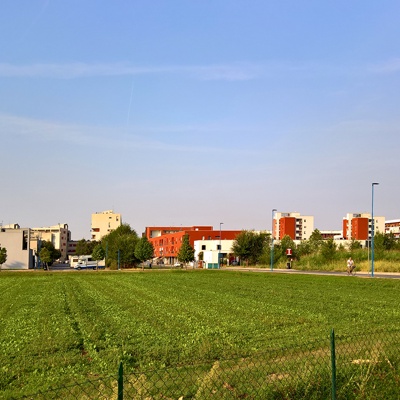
[0, 270, 399, 398]
[272, 255, 400, 272]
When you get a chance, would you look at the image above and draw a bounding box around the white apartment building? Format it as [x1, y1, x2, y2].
[385, 219, 400, 239]
[273, 212, 314, 241]
[193, 239, 236, 269]
[0, 227, 34, 269]
[91, 210, 122, 241]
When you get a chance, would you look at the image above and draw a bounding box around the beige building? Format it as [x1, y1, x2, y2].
[385, 219, 400, 239]
[0, 227, 34, 269]
[342, 213, 385, 240]
[91, 210, 122, 241]
[273, 212, 314, 241]
[30, 224, 70, 261]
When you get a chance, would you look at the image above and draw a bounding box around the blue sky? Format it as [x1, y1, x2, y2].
[1, 1, 399, 240]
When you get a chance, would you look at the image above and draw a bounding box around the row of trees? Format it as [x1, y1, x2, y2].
[82, 224, 195, 269]
[231, 229, 400, 267]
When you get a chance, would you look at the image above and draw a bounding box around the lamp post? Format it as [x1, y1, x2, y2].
[219, 222, 223, 268]
[270, 209, 277, 271]
[371, 183, 379, 277]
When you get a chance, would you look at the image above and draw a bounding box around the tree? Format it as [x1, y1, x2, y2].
[177, 234, 195, 269]
[92, 244, 106, 270]
[349, 238, 362, 251]
[0, 247, 7, 270]
[101, 224, 139, 269]
[39, 240, 61, 266]
[308, 229, 324, 252]
[320, 238, 337, 263]
[75, 239, 98, 256]
[232, 231, 268, 266]
[134, 237, 154, 269]
[39, 247, 52, 270]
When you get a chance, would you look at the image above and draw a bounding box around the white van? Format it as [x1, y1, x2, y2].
[75, 256, 98, 270]
[69, 255, 97, 269]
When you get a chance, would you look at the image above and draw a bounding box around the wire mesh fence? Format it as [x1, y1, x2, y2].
[12, 329, 400, 399]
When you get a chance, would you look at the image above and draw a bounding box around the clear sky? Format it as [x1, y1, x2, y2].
[1, 1, 399, 240]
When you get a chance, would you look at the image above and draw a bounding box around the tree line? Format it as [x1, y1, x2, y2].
[75, 224, 195, 269]
[231, 229, 400, 267]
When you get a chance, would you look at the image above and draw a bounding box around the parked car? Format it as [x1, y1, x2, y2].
[174, 262, 183, 268]
[74, 263, 97, 270]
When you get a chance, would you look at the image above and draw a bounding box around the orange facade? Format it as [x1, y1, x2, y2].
[351, 217, 369, 240]
[146, 226, 241, 259]
[145, 226, 212, 239]
[279, 217, 296, 240]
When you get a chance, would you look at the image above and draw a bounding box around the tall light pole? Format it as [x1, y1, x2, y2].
[371, 183, 379, 277]
[270, 209, 277, 271]
[219, 222, 223, 268]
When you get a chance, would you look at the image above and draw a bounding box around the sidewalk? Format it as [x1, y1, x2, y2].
[222, 266, 400, 279]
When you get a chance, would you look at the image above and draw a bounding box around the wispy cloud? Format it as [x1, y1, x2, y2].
[368, 58, 400, 74]
[0, 113, 256, 154]
[0, 62, 259, 81]
[1, 59, 393, 82]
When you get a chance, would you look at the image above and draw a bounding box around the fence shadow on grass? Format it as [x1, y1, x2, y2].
[15, 329, 400, 400]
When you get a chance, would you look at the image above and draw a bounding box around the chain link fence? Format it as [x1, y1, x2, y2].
[14, 329, 400, 399]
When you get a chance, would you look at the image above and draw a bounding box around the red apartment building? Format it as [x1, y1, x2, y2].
[346, 217, 369, 240]
[145, 226, 241, 263]
[272, 212, 314, 241]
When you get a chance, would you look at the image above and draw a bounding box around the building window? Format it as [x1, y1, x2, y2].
[217, 245, 221, 250]
[22, 230, 28, 250]
[202, 245, 206, 250]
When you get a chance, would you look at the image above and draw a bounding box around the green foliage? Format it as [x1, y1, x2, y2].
[92, 244, 105, 261]
[0, 247, 7, 266]
[308, 229, 324, 252]
[39, 240, 60, 264]
[177, 234, 195, 265]
[320, 238, 337, 262]
[134, 237, 154, 262]
[39, 247, 52, 267]
[101, 224, 139, 268]
[277, 235, 297, 261]
[75, 239, 98, 256]
[232, 230, 269, 265]
[297, 240, 312, 257]
[349, 238, 362, 251]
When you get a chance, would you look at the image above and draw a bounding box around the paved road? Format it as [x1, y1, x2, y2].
[35, 264, 400, 279]
[223, 266, 400, 279]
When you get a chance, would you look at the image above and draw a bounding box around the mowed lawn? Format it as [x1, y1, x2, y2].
[1, 270, 399, 397]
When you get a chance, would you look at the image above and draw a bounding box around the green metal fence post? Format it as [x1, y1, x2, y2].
[330, 328, 337, 400]
[118, 362, 123, 400]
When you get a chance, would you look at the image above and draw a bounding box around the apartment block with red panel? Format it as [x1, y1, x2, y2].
[146, 226, 241, 264]
[278, 217, 296, 240]
[144, 226, 212, 240]
[351, 217, 369, 240]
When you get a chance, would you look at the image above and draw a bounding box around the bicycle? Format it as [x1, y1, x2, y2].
[347, 265, 357, 275]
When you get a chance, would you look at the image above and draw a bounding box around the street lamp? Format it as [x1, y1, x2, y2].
[371, 183, 379, 277]
[219, 222, 224, 268]
[270, 209, 277, 271]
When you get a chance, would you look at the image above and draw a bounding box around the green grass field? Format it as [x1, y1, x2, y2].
[1, 270, 399, 398]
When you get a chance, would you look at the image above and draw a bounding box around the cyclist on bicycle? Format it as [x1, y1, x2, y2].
[347, 257, 355, 274]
